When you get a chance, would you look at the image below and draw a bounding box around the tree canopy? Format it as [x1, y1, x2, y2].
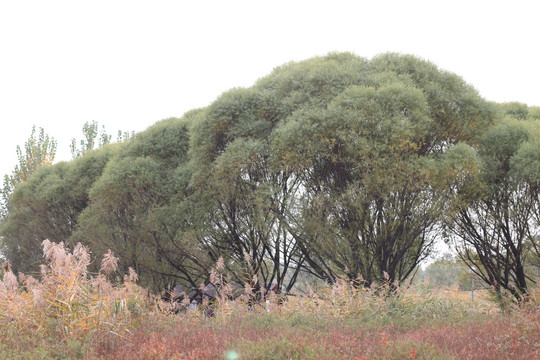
[1, 53, 538, 302]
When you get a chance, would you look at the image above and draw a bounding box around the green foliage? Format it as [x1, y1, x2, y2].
[529, 106, 540, 120]
[499, 101, 529, 120]
[445, 116, 540, 303]
[74, 117, 208, 290]
[1, 126, 57, 219]
[1, 144, 120, 273]
[511, 127, 540, 185]
[3, 53, 538, 303]
[271, 53, 495, 286]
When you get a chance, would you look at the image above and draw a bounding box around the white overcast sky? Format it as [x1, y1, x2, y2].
[1, 0, 539, 179]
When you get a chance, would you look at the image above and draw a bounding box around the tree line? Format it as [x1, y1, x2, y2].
[1, 53, 539, 303]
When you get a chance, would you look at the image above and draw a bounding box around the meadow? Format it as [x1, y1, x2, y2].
[0, 241, 538, 360]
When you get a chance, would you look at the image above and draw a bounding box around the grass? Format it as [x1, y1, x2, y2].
[0, 241, 538, 359]
[89, 309, 539, 360]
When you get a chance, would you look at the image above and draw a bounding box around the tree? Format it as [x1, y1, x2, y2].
[70, 120, 132, 159]
[0, 53, 508, 297]
[73, 117, 205, 291]
[445, 117, 539, 303]
[0, 144, 119, 273]
[272, 53, 494, 286]
[189, 89, 305, 293]
[1, 126, 57, 219]
[417, 254, 482, 290]
[510, 127, 540, 260]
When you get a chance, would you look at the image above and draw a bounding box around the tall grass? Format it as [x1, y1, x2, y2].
[0, 240, 149, 359]
[1, 243, 538, 359]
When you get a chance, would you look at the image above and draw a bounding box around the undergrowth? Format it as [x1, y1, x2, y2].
[1, 241, 538, 359]
[0, 240, 150, 359]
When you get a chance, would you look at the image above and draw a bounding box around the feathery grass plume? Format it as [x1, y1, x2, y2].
[2, 261, 18, 291]
[73, 242, 91, 269]
[180, 295, 191, 308]
[222, 283, 232, 298]
[18, 273, 39, 290]
[210, 267, 219, 284]
[92, 273, 113, 294]
[42, 239, 53, 259]
[43, 240, 67, 264]
[32, 288, 47, 308]
[244, 281, 253, 296]
[100, 249, 118, 274]
[0, 239, 152, 347]
[216, 256, 225, 271]
[40, 264, 47, 278]
[126, 267, 139, 283]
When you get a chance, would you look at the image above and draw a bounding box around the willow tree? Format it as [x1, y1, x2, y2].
[188, 88, 304, 292]
[446, 116, 540, 303]
[72, 117, 206, 291]
[272, 53, 494, 286]
[185, 53, 376, 292]
[0, 144, 117, 273]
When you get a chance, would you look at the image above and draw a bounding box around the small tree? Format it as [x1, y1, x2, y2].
[70, 121, 112, 159]
[1, 126, 57, 218]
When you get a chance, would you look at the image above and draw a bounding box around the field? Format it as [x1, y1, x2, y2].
[1, 242, 539, 360]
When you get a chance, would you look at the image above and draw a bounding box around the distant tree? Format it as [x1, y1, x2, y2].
[70, 121, 132, 159]
[117, 130, 135, 143]
[1, 126, 57, 219]
[418, 254, 483, 290]
[70, 121, 108, 159]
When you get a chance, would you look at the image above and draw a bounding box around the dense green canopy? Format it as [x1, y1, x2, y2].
[1, 53, 538, 301]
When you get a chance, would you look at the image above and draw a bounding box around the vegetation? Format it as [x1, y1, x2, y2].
[0, 241, 149, 359]
[1, 126, 57, 220]
[0, 241, 538, 359]
[0, 52, 539, 306]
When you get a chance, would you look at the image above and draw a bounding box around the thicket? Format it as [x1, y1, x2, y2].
[1, 52, 539, 305]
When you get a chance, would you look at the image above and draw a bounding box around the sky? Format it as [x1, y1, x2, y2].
[1, 0, 539, 181]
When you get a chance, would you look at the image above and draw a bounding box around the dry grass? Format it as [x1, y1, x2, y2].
[0, 240, 150, 359]
[0, 243, 538, 359]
